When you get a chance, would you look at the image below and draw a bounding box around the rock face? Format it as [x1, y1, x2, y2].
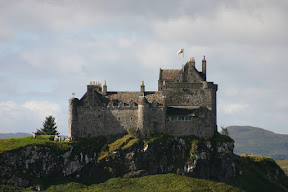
[0, 136, 235, 187]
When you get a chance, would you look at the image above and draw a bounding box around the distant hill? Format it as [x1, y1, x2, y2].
[227, 126, 288, 160]
[0, 133, 68, 139]
[0, 132, 31, 139]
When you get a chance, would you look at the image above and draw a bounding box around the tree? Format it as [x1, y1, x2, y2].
[220, 126, 229, 136]
[39, 116, 59, 135]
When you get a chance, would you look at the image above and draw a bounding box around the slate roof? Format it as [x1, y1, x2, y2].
[160, 69, 181, 80]
[106, 91, 164, 105]
[167, 107, 197, 116]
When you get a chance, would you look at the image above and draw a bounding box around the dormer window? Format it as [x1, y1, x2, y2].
[119, 101, 124, 109]
[152, 100, 157, 108]
[130, 101, 135, 109]
[107, 102, 113, 109]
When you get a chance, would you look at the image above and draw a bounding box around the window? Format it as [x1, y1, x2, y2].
[119, 101, 124, 109]
[130, 101, 135, 109]
[107, 102, 113, 109]
[171, 116, 178, 121]
[152, 101, 157, 108]
[171, 116, 192, 121]
[185, 116, 192, 120]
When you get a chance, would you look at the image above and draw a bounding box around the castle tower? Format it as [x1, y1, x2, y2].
[68, 98, 79, 137]
[137, 96, 149, 138]
[202, 56, 206, 80]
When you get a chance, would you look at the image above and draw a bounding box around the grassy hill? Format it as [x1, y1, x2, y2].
[0, 135, 70, 154]
[1, 135, 288, 191]
[227, 126, 288, 160]
[1, 173, 245, 192]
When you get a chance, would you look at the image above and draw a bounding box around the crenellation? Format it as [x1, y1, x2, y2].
[68, 56, 218, 138]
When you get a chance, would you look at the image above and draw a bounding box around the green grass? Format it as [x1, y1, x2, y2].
[276, 160, 288, 175]
[108, 135, 132, 152]
[0, 135, 71, 154]
[122, 137, 139, 150]
[98, 135, 141, 160]
[39, 173, 244, 192]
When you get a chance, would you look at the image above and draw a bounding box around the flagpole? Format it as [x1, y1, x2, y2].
[183, 49, 184, 65]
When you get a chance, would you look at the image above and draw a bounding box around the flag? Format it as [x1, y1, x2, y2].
[177, 48, 184, 55]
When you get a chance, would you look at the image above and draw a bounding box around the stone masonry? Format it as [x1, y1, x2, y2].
[68, 56, 218, 138]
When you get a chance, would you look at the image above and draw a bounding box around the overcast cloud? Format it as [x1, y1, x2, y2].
[0, 0, 287, 135]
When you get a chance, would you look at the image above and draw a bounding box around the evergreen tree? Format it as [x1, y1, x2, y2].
[39, 116, 59, 135]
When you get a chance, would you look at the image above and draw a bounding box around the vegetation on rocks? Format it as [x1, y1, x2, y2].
[276, 160, 288, 175]
[0, 133, 288, 192]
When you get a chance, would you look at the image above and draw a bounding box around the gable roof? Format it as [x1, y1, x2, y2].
[160, 69, 181, 80]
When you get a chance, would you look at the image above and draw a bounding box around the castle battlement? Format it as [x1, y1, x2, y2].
[69, 56, 217, 138]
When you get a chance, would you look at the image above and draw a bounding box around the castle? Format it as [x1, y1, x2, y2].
[68, 56, 218, 138]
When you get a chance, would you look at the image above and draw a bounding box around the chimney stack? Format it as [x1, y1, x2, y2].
[103, 80, 107, 95]
[140, 81, 145, 96]
[191, 57, 195, 67]
[202, 56, 206, 80]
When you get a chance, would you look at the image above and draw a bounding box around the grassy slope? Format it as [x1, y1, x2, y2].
[1, 135, 288, 192]
[227, 126, 288, 159]
[0, 135, 70, 154]
[276, 160, 288, 175]
[229, 154, 288, 192]
[1, 174, 244, 192]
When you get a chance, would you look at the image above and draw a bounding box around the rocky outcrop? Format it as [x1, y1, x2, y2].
[0, 135, 235, 187]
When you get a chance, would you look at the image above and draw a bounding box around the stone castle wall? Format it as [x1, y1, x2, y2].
[69, 100, 166, 138]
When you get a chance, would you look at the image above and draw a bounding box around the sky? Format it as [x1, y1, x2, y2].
[0, 0, 287, 135]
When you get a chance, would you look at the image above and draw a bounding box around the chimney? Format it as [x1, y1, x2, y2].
[103, 80, 107, 95]
[202, 56, 206, 80]
[190, 57, 195, 67]
[140, 81, 145, 96]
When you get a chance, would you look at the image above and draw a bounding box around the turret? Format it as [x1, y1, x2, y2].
[137, 96, 149, 138]
[202, 56, 206, 80]
[68, 98, 79, 137]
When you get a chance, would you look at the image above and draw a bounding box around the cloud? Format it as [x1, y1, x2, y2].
[150, 1, 288, 45]
[0, 101, 67, 134]
[219, 103, 249, 114]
